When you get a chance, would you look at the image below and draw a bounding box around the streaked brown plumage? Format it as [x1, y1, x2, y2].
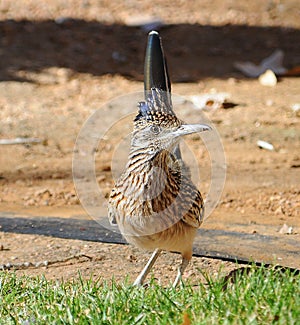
[108, 31, 211, 287]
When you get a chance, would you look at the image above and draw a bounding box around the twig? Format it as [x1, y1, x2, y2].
[0, 254, 93, 271]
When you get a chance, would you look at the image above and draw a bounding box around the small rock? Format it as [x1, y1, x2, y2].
[291, 103, 300, 117]
[279, 224, 293, 235]
[291, 103, 300, 112]
[35, 261, 48, 268]
[5, 263, 11, 269]
[259, 69, 277, 86]
[127, 254, 137, 262]
[257, 140, 274, 151]
[265, 99, 274, 106]
[227, 77, 237, 85]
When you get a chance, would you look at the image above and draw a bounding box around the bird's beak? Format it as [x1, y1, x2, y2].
[173, 124, 212, 137]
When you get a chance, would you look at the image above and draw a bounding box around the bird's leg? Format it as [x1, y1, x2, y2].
[172, 257, 190, 288]
[133, 248, 162, 287]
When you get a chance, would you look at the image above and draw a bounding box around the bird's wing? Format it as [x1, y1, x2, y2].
[181, 188, 204, 228]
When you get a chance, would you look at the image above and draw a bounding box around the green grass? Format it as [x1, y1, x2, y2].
[0, 265, 299, 324]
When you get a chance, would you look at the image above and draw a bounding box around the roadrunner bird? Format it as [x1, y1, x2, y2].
[108, 31, 211, 287]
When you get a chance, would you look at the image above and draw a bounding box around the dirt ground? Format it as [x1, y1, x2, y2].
[0, 0, 299, 284]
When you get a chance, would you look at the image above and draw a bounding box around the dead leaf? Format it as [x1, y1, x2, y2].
[181, 312, 191, 325]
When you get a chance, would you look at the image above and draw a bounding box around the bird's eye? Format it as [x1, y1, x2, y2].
[150, 125, 161, 134]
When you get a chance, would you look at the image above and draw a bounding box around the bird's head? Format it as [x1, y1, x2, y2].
[131, 88, 210, 156]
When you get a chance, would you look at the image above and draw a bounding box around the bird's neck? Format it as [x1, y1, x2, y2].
[122, 148, 181, 205]
[126, 147, 155, 172]
[127, 147, 178, 176]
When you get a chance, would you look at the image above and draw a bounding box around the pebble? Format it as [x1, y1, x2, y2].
[127, 254, 137, 262]
[227, 77, 237, 85]
[279, 224, 293, 235]
[291, 103, 300, 112]
[259, 69, 277, 86]
[35, 261, 48, 268]
[257, 140, 274, 151]
[265, 99, 274, 106]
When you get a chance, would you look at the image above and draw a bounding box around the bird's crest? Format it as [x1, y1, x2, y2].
[135, 31, 180, 128]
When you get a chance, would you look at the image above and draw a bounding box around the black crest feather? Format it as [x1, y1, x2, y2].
[135, 31, 175, 123]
